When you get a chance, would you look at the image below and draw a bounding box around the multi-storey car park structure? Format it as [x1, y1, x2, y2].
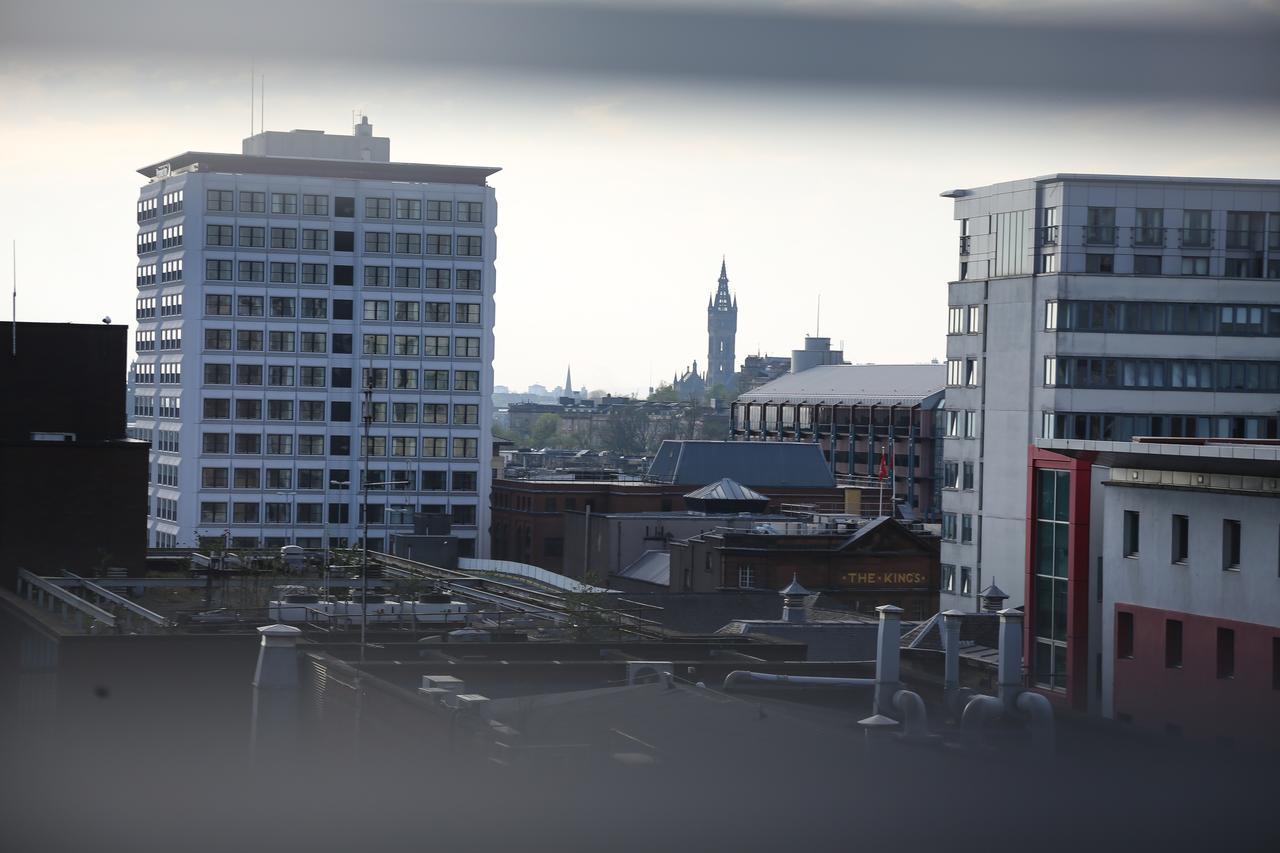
[938, 173, 1280, 662]
[131, 119, 498, 556]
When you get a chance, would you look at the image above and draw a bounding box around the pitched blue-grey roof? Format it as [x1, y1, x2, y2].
[646, 440, 835, 487]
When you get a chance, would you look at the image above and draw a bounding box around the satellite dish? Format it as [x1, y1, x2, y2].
[102, 316, 112, 324]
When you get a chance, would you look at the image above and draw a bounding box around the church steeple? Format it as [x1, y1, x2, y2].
[707, 257, 738, 391]
[713, 257, 732, 309]
[564, 364, 573, 399]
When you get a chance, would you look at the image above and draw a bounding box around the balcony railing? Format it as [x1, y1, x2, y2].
[959, 235, 971, 255]
[1179, 227, 1213, 248]
[1131, 226, 1165, 247]
[1224, 229, 1264, 251]
[1037, 225, 1059, 246]
[1084, 226, 1117, 246]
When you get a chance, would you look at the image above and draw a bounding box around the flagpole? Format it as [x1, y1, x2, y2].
[878, 443, 884, 518]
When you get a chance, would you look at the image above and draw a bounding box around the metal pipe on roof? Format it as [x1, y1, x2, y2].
[721, 671, 875, 691]
[960, 694, 1003, 748]
[1016, 690, 1055, 757]
[891, 689, 929, 740]
[959, 607, 1054, 753]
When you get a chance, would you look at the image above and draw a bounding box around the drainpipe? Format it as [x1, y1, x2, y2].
[582, 505, 591, 583]
[874, 604, 903, 717]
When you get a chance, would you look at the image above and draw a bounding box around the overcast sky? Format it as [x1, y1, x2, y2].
[1, 0, 1277, 395]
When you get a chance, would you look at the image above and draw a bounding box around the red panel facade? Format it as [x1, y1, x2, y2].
[1113, 603, 1280, 747]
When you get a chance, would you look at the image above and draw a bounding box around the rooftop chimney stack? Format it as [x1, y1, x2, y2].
[941, 609, 965, 694]
[996, 608, 1024, 712]
[354, 115, 373, 137]
[874, 604, 903, 716]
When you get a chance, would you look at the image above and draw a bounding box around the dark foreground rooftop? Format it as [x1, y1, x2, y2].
[1, 602, 1276, 853]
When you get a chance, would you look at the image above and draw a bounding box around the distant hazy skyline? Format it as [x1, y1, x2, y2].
[2, 0, 1277, 396]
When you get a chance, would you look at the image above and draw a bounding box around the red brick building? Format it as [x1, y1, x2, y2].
[669, 516, 939, 620]
[491, 478, 843, 571]
[492, 439, 851, 571]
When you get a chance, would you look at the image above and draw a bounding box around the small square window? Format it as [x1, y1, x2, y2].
[1165, 619, 1183, 668]
[1085, 253, 1114, 274]
[1172, 514, 1189, 564]
[1222, 519, 1241, 571]
[1123, 510, 1140, 557]
[1216, 627, 1235, 679]
[1134, 255, 1162, 275]
[1117, 611, 1134, 659]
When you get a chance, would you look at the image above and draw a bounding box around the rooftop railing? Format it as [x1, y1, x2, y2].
[16, 569, 117, 632]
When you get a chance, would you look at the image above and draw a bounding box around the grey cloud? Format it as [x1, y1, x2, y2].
[1, 1, 1276, 103]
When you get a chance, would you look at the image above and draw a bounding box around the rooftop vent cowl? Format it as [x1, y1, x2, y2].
[979, 579, 1008, 613]
[780, 574, 810, 623]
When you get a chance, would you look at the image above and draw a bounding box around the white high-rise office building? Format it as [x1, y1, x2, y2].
[132, 119, 499, 556]
[938, 173, 1280, 639]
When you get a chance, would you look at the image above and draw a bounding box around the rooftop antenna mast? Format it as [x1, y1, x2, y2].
[259, 73, 265, 134]
[250, 58, 255, 137]
[10, 241, 15, 356]
[816, 294, 821, 337]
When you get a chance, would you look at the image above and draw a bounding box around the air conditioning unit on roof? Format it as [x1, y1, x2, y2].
[626, 661, 674, 685]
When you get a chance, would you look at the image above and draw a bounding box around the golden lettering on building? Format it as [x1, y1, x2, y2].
[842, 571, 925, 586]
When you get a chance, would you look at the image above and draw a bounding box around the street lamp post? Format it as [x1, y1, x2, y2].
[356, 374, 412, 660]
[327, 477, 353, 605]
[360, 374, 373, 662]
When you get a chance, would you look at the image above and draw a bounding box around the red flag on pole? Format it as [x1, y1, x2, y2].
[878, 445, 889, 481]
